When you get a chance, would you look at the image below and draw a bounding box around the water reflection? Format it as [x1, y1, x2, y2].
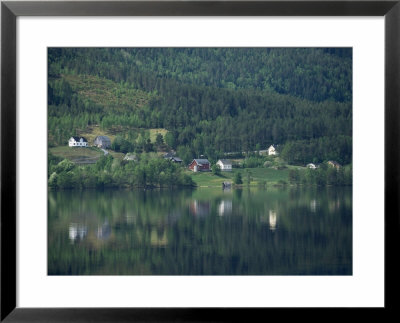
[69, 223, 87, 243]
[269, 210, 277, 231]
[97, 220, 111, 241]
[190, 200, 211, 218]
[310, 199, 317, 213]
[150, 227, 168, 247]
[49, 187, 352, 275]
[218, 200, 233, 216]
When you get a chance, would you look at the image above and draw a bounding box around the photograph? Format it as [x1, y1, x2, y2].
[47, 47, 353, 276]
[3, 0, 398, 318]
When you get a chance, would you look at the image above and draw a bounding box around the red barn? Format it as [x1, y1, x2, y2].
[189, 159, 211, 172]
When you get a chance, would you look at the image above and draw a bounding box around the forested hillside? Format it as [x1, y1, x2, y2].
[48, 47, 352, 165]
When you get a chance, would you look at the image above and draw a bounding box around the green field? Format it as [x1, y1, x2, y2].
[50, 146, 103, 161]
[50, 145, 127, 163]
[187, 167, 291, 187]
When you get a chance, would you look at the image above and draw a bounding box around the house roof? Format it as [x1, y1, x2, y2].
[70, 136, 88, 142]
[193, 159, 210, 165]
[124, 153, 137, 161]
[163, 151, 176, 158]
[218, 159, 232, 165]
[95, 135, 111, 142]
[169, 157, 182, 162]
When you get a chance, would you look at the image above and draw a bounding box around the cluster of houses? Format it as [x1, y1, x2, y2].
[165, 145, 278, 172]
[69, 136, 285, 171]
[68, 138, 341, 171]
[307, 160, 341, 170]
[165, 156, 232, 173]
[68, 135, 111, 148]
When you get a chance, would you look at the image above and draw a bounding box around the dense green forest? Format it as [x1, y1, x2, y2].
[48, 47, 352, 166]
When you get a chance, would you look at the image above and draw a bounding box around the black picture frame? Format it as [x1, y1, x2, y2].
[1, 0, 399, 321]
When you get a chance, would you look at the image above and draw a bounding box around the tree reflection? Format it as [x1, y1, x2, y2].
[49, 187, 352, 275]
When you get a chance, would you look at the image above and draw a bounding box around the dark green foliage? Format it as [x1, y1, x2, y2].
[289, 169, 301, 184]
[164, 131, 177, 149]
[245, 169, 252, 185]
[155, 133, 164, 146]
[176, 146, 194, 165]
[280, 135, 352, 165]
[242, 155, 266, 168]
[48, 155, 195, 189]
[212, 163, 221, 176]
[111, 136, 135, 153]
[289, 164, 352, 186]
[49, 47, 351, 102]
[48, 152, 63, 174]
[234, 172, 243, 185]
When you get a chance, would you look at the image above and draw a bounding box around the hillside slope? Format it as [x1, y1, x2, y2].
[48, 47, 352, 165]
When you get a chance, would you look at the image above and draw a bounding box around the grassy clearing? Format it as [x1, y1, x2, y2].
[78, 125, 169, 147]
[187, 167, 290, 187]
[108, 151, 126, 160]
[149, 128, 168, 142]
[187, 170, 229, 187]
[240, 167, 289, 183]
[49, 146, 103, 162]
[50, 144, 126, 162]
[77, 125, 118, 145]
[63, 74, 151, 110]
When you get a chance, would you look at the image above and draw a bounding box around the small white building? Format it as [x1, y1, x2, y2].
[124, 153, 138, 161]
[307, 163, 317, 169]
[268, 145, 277, 156]
[217, 159, 232, 171]
[68, 136, 88, 147]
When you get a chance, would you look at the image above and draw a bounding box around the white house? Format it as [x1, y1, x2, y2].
[268, 145, 277, 156]
[217, 159, 232, 171]
[307, 163, 317, 169]
[68, 136, 88, 147]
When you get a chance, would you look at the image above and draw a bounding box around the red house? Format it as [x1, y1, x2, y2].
[189, 159, 211, 172]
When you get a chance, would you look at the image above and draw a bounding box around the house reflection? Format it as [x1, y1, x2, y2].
[218, 200, 233, 216]
[269, 210, 277, 231]
[97, 220, 111, 241]
[328, 199, 341, 213]
[167, 210, 182, 224]
[310, 199, 317, 213]
[260, 210, 278, 231]
[190, 200, 210, 218]
[125, 212, 138, 225]
[150, 227, 168, 247]
[69, 223, 87, 243]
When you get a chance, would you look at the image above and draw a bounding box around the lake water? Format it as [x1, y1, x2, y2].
[48, 186, 352, 275]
